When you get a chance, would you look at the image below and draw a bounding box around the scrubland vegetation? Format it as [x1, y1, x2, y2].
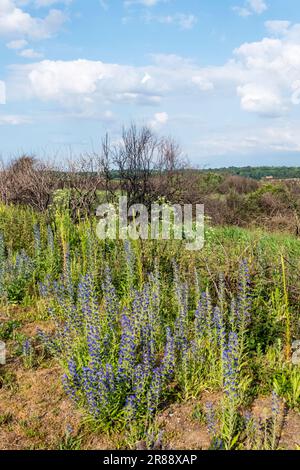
[0, 126, 300, 450]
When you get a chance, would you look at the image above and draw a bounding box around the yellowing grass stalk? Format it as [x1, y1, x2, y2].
[281, 255, 291, 361]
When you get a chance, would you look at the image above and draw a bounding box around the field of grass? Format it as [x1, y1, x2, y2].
[0, 203, 300, 450]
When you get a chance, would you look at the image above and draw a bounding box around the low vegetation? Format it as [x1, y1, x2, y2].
[0, 126, 300, 450]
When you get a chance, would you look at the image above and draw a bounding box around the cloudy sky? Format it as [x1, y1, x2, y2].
[0, 0, 300, 167]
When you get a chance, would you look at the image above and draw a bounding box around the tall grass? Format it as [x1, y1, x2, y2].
[0, 203, 299, 448]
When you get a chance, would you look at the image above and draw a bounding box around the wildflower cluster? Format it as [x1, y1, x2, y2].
[33, 233, 254, 436]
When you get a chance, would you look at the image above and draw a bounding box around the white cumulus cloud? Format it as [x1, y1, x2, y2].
[145, 12, 197, 30]
[149, 111, 169, 129]
[237, 83, 284, 116]
[0, 0, 67, 40]
[19, 48, 44, 58]
[5, 21, 300, 121]
[124, 0, 165, 7]
[233, 0, 268, 17]
[265, 20, 291, 36]
[6, 38, 28, 49]
[0, 114, 30, 125]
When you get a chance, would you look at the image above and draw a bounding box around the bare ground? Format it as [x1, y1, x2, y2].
[1, 314, 300, 450]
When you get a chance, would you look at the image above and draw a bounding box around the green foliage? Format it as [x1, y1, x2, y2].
[58, 427, 82, 450]
[0, 320, 20, 340]
[0, 412, 13, 426]
[0, 370, 18, 391]
[0, 202, 299, 449]
[205, 166, 300, 180]
[273, 366, 300, 410]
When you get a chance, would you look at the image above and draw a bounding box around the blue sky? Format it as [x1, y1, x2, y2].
[0, 0, 300, 167]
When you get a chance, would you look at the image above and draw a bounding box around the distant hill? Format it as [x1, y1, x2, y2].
[202, 166, 300, 180]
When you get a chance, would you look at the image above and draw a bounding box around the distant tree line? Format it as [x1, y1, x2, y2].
[1, 125, 300, 236]
[204, 166, 300, 180]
